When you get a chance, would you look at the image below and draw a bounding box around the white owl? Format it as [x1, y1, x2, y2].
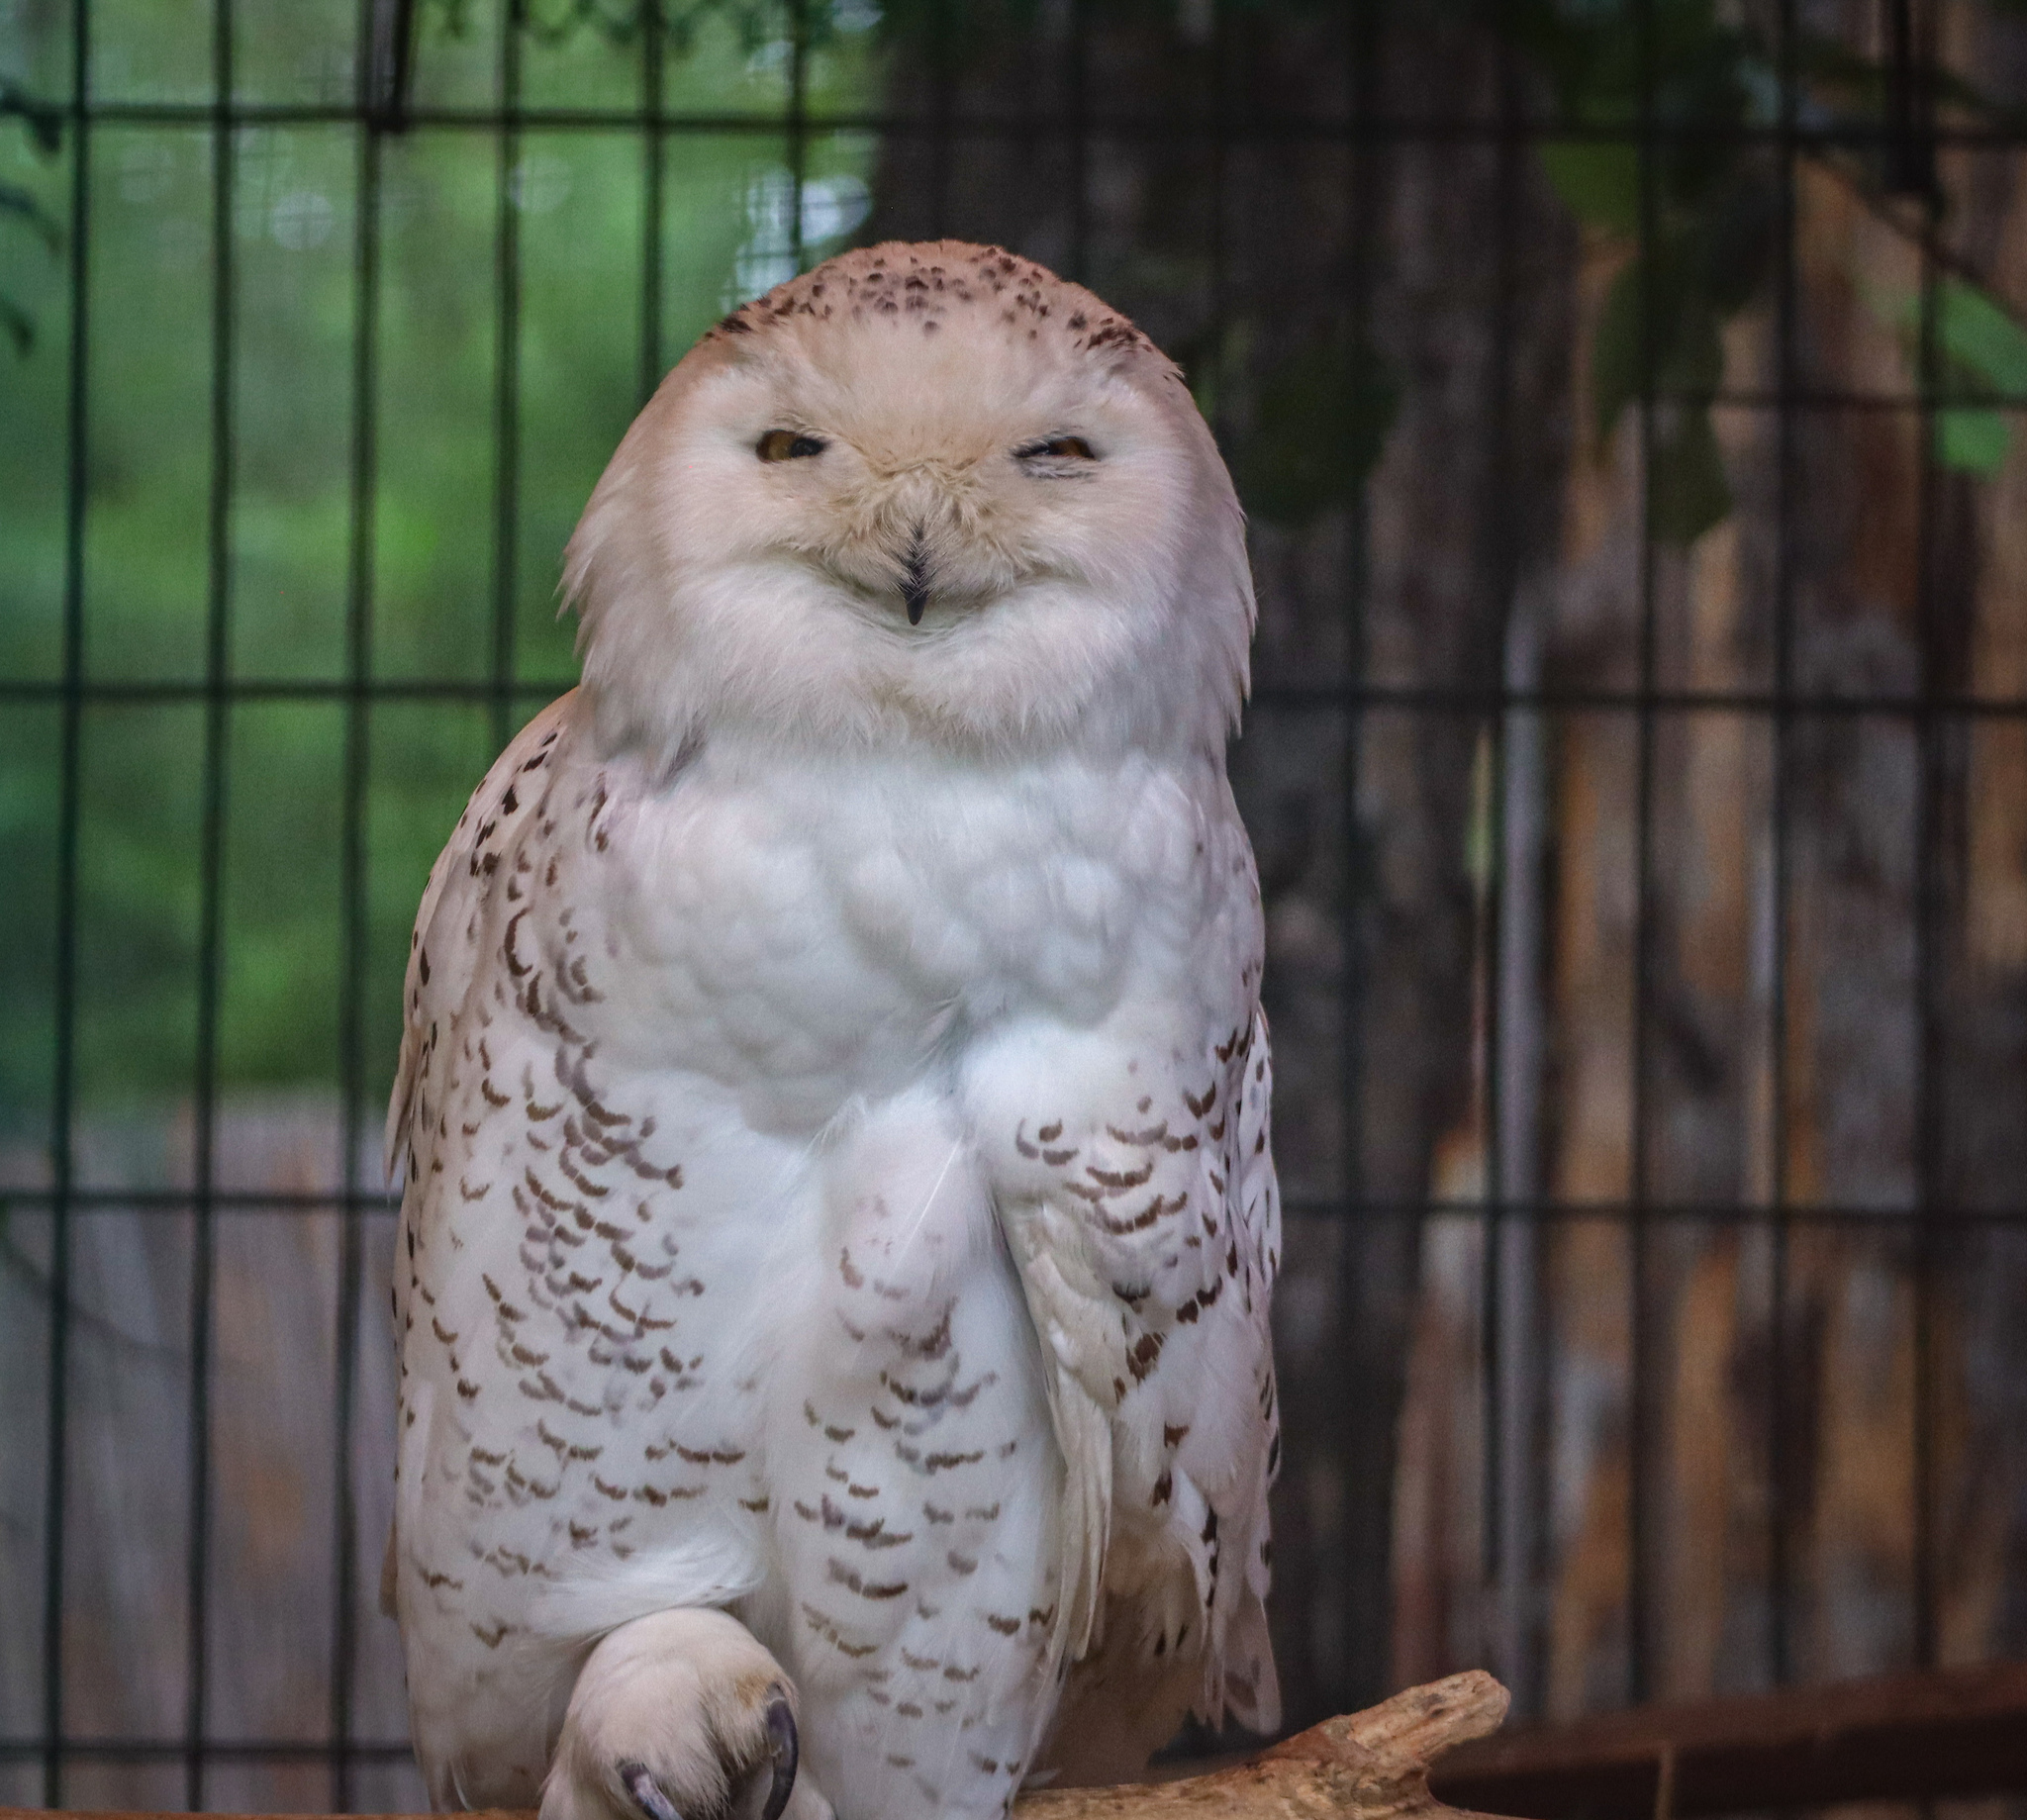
[386, 240, 1282, 1820]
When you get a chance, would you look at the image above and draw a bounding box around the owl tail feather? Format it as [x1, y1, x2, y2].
[1042, 1374, 1112, 1680]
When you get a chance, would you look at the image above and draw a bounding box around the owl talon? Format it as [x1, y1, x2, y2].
[761, 1691, 798, 1820]
[619, 1762, 684, 1820]
[542, 1611, 826, 1820]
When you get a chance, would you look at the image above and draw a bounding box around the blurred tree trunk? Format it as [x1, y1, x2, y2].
[1486, 0, 2027, 1717]
[866, 0, 2027, 1740]
[866, 4, 1578, 1729]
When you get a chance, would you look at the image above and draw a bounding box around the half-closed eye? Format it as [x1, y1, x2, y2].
[1014, 434, 1098, 462]
[756, 429, 827, 461]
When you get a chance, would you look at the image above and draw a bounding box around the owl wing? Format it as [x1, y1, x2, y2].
[385, 695, 575, 1195]
[384, 693, 774, 1801]
[984, 1001, 1282, 1739]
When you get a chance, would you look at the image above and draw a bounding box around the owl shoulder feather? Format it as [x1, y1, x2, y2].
[384, 693, 581, 1182]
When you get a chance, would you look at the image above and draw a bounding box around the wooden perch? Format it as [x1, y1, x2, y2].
[1017, 1670, 1511, 1819]
[1429, 1659, 2027, 1820]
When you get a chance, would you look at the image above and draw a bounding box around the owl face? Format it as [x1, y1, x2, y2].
[566, 242, 1254, 767]
[698, 316, 1174, 632]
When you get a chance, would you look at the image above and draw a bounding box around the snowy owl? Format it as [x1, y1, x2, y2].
[386, 240, 1282, 1820]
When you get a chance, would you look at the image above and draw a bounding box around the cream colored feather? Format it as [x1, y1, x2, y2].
[388, 242, 1279, 1820]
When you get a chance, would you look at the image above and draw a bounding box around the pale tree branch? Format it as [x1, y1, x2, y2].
[1016, 1671, 1512, 1820]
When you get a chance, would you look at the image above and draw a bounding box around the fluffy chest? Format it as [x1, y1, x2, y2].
[566, 741, 1240, 1117]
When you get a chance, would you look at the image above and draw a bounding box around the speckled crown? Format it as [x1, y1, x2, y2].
[710, 239, 1159, 362]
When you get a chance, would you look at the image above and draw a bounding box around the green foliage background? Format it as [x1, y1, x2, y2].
[1495, 0, 2027, 534]
[7, 0, 2027, 1158]
[0, 0, 882, 1144]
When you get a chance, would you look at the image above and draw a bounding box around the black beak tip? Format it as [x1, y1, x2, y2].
[901, 530, 930, 625]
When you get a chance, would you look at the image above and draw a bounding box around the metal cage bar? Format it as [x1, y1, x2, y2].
[328, 0, 388, 1792]
[37, 0, 91, 1799]
[7, 0, 2027, 1803]
[1766, 0, 1800, 1695]
[1626, 0, 1662, 1707]
[180, 0, 240, 1800]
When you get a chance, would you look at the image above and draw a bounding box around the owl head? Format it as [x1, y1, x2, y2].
[564, 240, 1254, 771]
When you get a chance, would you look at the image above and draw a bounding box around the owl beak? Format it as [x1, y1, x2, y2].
[901, 529, 931, 626]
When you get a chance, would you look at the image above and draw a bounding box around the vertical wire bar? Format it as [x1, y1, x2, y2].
[1202, 0, 1228, 453]
[1502, 589, 1551, 1724]
[1482, 39, 1548, 1713]
[41, 0, 92, 1801]
[1480, 35, 1522, 1623]
[1335, 0, 1380, 1713]
[1627, 0, 1660, 1707]
[1767, 0, 1798, 1692]
[788, 0, 808, 275]
[1066, 0, 1088, 283]
[1885, 0, 1934, 199]
[330, 8, 385, 1799]
[1908, 0, 1942, 1676]
[926, 0, 954, 238]
[187, 0, 239, 1801]
[1495, 59, 1556, 1690]
[492, 0, 524, 756]
[640, 0, 664, 406]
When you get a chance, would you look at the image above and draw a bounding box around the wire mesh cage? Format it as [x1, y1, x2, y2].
[4, 0, 2027, 1811]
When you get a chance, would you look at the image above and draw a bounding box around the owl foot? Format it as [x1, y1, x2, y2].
[541, 1609, 831, 1820]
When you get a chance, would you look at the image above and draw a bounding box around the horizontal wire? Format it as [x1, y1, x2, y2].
[1699, 387, 2027, 408]
[0, 1188, 401, 1211]
[1282, 1196, 2027, 1227]
[0, 676, 574, 705]
[4, 676, 2027, 716]
[2, 1183, 2023, 1225]
[22, 96, 2027, 147]
[1250, 683, 2027, 716]
[0, 1740, 416, 1763]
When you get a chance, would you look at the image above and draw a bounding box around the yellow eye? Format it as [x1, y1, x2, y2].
[756, 429, 826, 461]
[1016, 435, 1097, 462]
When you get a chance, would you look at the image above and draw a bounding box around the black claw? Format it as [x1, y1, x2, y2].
[761, 1688, 799, 1820]
[620, 1761, 685, 1820]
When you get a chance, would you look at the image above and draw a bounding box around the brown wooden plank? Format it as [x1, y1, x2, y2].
[1428, 1661, 2027, 1820]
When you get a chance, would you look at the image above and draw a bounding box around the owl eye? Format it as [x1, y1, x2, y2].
[1015, 435, 1098, 463]
[756, 429, 827, 462]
